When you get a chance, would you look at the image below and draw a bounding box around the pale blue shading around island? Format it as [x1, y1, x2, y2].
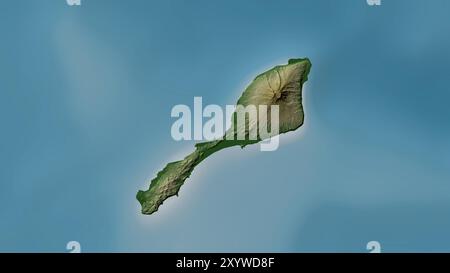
[0, 0, 450, 252]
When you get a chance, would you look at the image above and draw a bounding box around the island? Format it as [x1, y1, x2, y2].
[137, 58, 312, 215]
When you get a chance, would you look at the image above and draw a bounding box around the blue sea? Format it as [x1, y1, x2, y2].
[0, 0, 449, 252]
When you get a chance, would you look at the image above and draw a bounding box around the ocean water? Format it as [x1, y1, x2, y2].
[0, 0, 449, 252]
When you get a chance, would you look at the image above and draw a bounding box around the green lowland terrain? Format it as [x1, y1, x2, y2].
[137, 58, 312, 215]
